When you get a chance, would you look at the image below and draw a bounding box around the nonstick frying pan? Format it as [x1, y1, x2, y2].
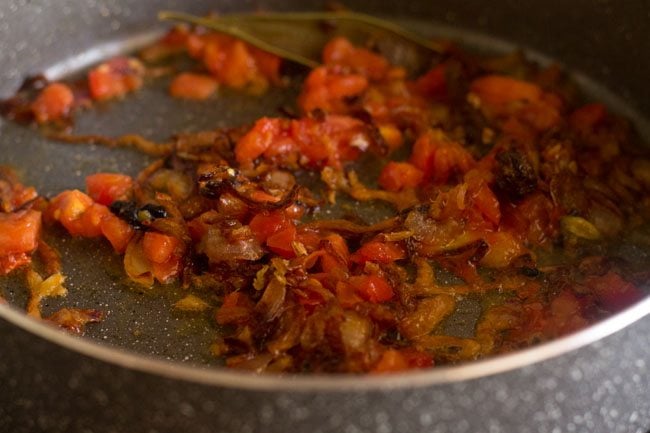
[1, 1, 649, 432]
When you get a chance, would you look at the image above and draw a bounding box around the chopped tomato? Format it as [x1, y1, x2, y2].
[349, 274, 394, 303]
[266, 225, 297, 258]
[31, 83, 74, 123]
[216, 292, 254, 325]
[169, 73, 218, 100]
[151, 254, 182, 283]
[469, 180, 501, 227]
[249, 211, 292, 243]
[235, 117, 286, 167]
[410, 129, 475, 184]
[470, 75, 542, 109]
[480, 232, 525, 268]
[100, 213, 134, 253]
[351, 241, 405, 264]
[0, 210, 41, 256]
[335, 281, 365, 308]
[415, 64, 447, 101]
[372, 349, 409, 373]
[0, 252, 32, 275]
[88, 57, 144, 101]
[587, 271, 645, 312]
[372, 348, 434, 373]
[199, 34, 279, 91]
[142, 232, 180, 264]
[77, 203, 111, 238]
[470, 75, 561, 130]
[298, 66, 368, 114]
[569, 103, 607, 135]
[377, 124, 404, 151]
[378, 161, 423, 191]
[47, 190, 94, 236]
[322, 37, 389, 81]
[320, 233, 350, 272]
[85, 173, 133, 205]
[250, 46, 281, 84]
[235, 114, 367, 169]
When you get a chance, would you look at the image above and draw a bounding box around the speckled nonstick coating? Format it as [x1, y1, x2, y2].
[0, 1, 649, 432]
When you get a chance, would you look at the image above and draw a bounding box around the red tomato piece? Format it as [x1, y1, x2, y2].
[469, 181, 501, 227]
[351, 241, 405, 264]
[85, 173, 133, 206]
[216, 292, 254, 325]
[0, 252, 32, 275]
[88, 57, 144, 101]
[142, 232, 180, 264]
[31, 83, 74, 123]
[266, 225, 297, 258]
[349, 274, 395, 303]
[298, 66, 368, 114]
[378, 161, 423, 191]
[569, 103, 607, 135]
[322, 37, 389, 81]
[372, 349, 409, 373]
[100, 213, 134, 253]
[47, 190, 94, 236]
[151, 254, 182, 283]
[235, 117, 286, 167]
[410, 129, 475, 184]
[248, 211, 291, 243]
[169, 73, 218, 100]
[415, 64, 447, 101]
[0, 210, 41, 256]
[588, 271, 645, 312]
[77, 203, 111, 238]
[470, 75, 542, 109]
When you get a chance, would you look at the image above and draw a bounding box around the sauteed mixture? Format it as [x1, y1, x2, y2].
[1, 19, 649, 373]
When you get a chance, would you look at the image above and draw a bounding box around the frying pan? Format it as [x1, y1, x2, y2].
[1, 1, 649, 432]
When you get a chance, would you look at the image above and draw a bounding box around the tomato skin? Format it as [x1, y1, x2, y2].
[169, 73, 218, 100]
[378, 161, 423, 191]
[142, 231, 180, 264]
[349, 274, 395, 303]
[31, 83, 74, 123]
[85, 173, 133, 206]
[0, 210, 41, 256]
[351, 241, 405, 264]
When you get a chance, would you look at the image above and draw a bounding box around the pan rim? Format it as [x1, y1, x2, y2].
[1, 295, 649, 391]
